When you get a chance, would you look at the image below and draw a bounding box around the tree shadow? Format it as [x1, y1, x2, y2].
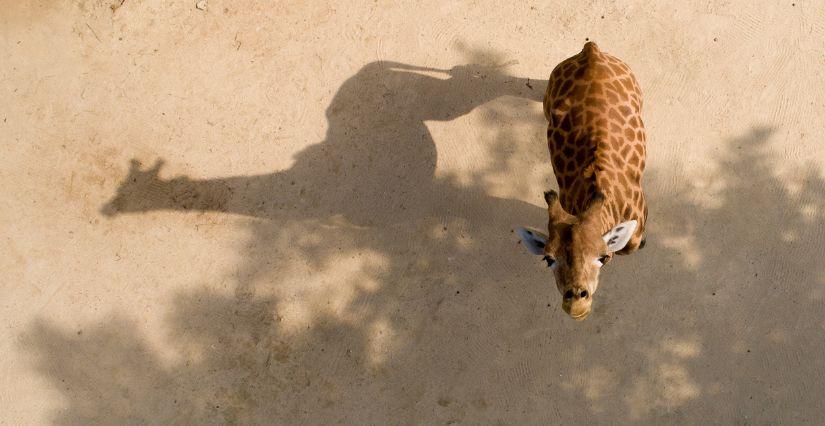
[19, 46, 825, 423]
[557, 126, 825, 422]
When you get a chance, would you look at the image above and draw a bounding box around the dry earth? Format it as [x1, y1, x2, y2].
[2, 0, 825, 424]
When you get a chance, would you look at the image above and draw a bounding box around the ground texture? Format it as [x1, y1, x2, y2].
[3, 1, 825, 424]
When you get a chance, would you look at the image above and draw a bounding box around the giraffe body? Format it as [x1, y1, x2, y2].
[517, 42, 649, 320]
[543, 41, 647, 252]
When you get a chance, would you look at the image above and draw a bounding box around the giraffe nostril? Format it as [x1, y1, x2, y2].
[580, 290, 589, 299]
[564, 290, 574, 300]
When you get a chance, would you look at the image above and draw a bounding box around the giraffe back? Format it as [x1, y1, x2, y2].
[543, 42, 647, 249]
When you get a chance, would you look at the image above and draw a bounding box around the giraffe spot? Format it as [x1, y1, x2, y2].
[605, 90, 620, 104]
[621, 78, 634, 91]
[636, 130, 645, 141]
[620, 144, 632, 158]
[608, 108, 624, 124]
[575, 149, 587, 164]
[565, 159, 577, 173]
[551, 83, 562, 99]
[623, 205, 633, 218]
[552, 130, 565, 146]
[559, 79, 573, 96]
[548, 81, 564, 100]
[552, 99, 570, 114]
[629, 152, 640, 167]
[585, 97, 601, 108]
[560, 115, 573, 132]
[572, 81, 589, 97]
[570, 108, 583, 123]
[568, 128, 581, 143]
[608, 63, 624, 76]
[631, 99, 639, 110]
[629, 116, 640, 128]
[618, 105, 632, 117]
[593, 65, 612, 79]
[618, 173, 628, 186]
[624, 127, 636, 141]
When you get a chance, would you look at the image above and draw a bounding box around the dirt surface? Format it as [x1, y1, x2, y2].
[3, 1, 825, 424]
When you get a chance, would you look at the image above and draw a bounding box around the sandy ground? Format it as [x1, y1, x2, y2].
[2, 0, 825, 424]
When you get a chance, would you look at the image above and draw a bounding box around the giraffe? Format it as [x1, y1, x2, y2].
[517, 41, 648, 321]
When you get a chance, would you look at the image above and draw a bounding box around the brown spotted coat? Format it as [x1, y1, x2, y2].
[543, 41, 647, 253]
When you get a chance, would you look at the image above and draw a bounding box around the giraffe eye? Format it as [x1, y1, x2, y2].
[594, 255, 610, 266]
[542, 255, 557, 269]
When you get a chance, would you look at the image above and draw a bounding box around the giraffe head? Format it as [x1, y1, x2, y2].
[517, 191, 637, 320]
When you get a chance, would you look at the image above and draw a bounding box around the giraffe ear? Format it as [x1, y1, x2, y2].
[602, 220, 638, 252]
[516, 227, 549, 255]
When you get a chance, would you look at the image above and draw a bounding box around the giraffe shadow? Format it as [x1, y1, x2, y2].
[96, 56, 553, 296]
[99, 60, 546, 230]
